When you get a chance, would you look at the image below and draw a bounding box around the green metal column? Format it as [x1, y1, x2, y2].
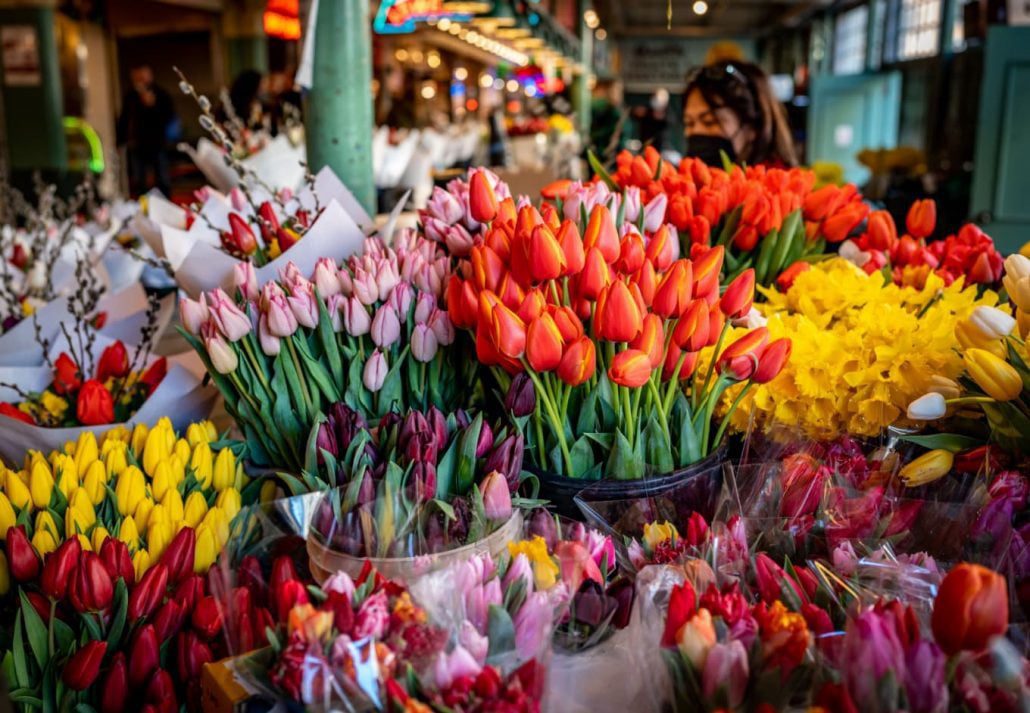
[573, 0, 593, 136]
[305, 0, 376, 216]
[227, 37, 270, 77]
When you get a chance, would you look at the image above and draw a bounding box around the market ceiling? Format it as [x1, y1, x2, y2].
[595, 0, 836, 38]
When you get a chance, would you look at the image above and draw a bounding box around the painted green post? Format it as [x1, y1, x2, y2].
[573, 0, 593, 136]
[305, 0, 376, 216]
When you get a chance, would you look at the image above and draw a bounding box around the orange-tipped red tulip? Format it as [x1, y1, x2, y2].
[528, 225, 566, 282]
[558, 337, 596, 386]
[866, 210, 897, 250]
[673, 299, 710, 352]
[550, 305, 584, 342]
[631, 313, 666, 367]
[557, 220, 585, 274]
[596, 281, 643, 343]
[719, 268, 755, 319]
[752, 338, 791, 383]
[646, 225, 677, 271]
[931, 563, 1008, 655]
[541, 178, 572, 200]
[490, 304, 527, 359]
[526, 314, 564, 371]
[652, 260, 693, 318]
[692, 246, 724, 300]
[578, 247, 611, 301]
[906, 198, 936, 240]
[583, 204, 620, 263]
[717, 327, 769, 380]
[609, 349, 654, 388]
[469, 170, 499, 223]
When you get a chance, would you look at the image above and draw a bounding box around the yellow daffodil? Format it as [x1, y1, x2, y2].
[29, 460, 53, 509]
[114, 466, 146, 516]
[183, 491, 208, 528]
[194, 525, 218, 572]
[900, 449, 954, 486]
[40, 391, 68, 421]
[964, 348, 1023, 401]
[74, 431, 99, 477]
[81, 460, 107, 506]
[507, 537, 559, 590]
[213, 448, 236, 492]
[190, 442, 213, 489]
[0, 493, 15, 539]
[132, 549, 151, 580]
[643, 521, 679, 550]
[4, 468, 30, 510]
[31, 528, 56, 556]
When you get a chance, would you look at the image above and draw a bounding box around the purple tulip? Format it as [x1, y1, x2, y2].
[609, 578, 635, 629]
[370, 305, 401, 348]
[623, 186, 642, 223]
[904, 640, 948, 713]
[316, 422, 339, 461]
[572, 580, 618, 628]
[180, 294, 210, 334]
[505, 373, 535, 417]
[399, 411, 430, 450]
[448, 497, 471, 545]
[479, 471, 512, 522]
[513, 591, 552, 658]
[702, 640, 749, 708]
[643, 193, 668, 233]
[427, 407, 448, 451]
[363, 350, 388, 392]
[411, 324, 438, 363]
[408, 462, 437, 503]
[313, 257, 341, 297]
[464, 577, 502, 634]
[527, 509, 558, 550]
[843, 610, 907, 711]
[476, 420, 494, 458]
[484, 433, 525, 493]
[404, 431, 438, 464]
[208, 288, 252, 341]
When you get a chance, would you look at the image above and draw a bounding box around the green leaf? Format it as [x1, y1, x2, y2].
[455, 413, 484, 495]
[52, 618, 75, 655]
[432, 498, 456, 521]
[12, 612, 28, 689]
[644, 419, 674, 472]
[485, 604, 517, 664]
[714, 204, 743, 249]
[10, 692, 42, 708]
[19, 591, 48, 671]
[303, 412, 328, 477]
[588, 150, 618, 191]
[606, 430, 644, 480]
[719, 149, 734, 173]
[569, 435, 596, 477]
[316, 298, 345, 387]
[898, 433, 983, 453]
[574, 390, 599, 437]
[106, 578, 128, 654]
[434, 429, 460, 499]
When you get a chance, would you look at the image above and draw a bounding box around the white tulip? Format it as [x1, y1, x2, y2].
[968, 305, 1016, 340]
[907, 392, 947, 420]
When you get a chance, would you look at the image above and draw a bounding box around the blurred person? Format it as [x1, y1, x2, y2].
[637, 88, 670, 152]
[590, 77, 628, 158]
[683, 60, 797, 167]
[377, 65, 416, 129]
[228, 69, 268, 129]
[117, 64, 177, 197]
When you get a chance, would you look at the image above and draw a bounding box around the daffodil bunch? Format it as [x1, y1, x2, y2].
[708, 258, 999, 440]
[906, 254, 1030, 456]
[0, 417, 245, 579]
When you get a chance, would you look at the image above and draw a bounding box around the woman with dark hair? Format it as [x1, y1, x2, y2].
[683, 60, 797, 167]
[228, 69, 267, 129]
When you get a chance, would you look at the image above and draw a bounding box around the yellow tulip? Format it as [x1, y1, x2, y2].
[194, 525, 217, 573]
[5, 468, 31, 510]
[35, 511, 58, 537]
[183, 492, 208, 528]
[0, 493, 15, 539]
[215, 488, 241, 521]
[66, 489, 97, 538]
[134, 497, 154, 533]
[91, 526, 110, 551]
[148, 514, 173, 558]
[190, 442, 213, 489]
[212, 448, 236, 492]
[130, 423, 149, 459]
[161, 488, 185, 525]
[151, 462, 172, 502]
[173, 438, 192, 466]
[142, 428, 170, 476]
[1018, 308, 1030, 340]
[643, 521, 679, 550]
[955, 321, 1006, 359]
[76, 534, 92, 551]
[31, 528, 56, 556]
[104, 445, 128, 479]
[132, 549, 151, 580]
[114, 466, 146, 516]
[260, 480, 278, 503]
[167, 454, 186, 488]
[62, 441, 75, 457]
[201, 507, 229, 547]
[119, 517, 140, 552]
[900, 449, 954, 486]
[74, 431, 99, 477]
[964, 348, 1024, 401]
[82, 461, 108, 506]
[100, 425, 130, 452]
[203, 421, 218, 441]
[0, 551, 9, 595]
[54, 454, 79, 499]
[185, 422, 210, 448]
[29, 461, 54, 509]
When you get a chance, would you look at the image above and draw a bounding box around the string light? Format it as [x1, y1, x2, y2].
[693, 0, 708, 14]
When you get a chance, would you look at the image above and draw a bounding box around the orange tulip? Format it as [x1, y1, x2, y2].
[775, 261, 810, 292]
[931, 563, 1008, 655]
[802, 184, 843, 222]
[477, 290, 502, 327]
[475, 323, 501, 366]
[673, 299, 710, 352]
[558, 337, 596, 386]
[692, 246, 724, 300]
[528, 225, 566, 282]
[646, 225, 676, 271]
[550, 306, 584, 342]
[484, 225, 511, 261]
[496, 273, 526, 311]
[469, 170, 499, 223]
[578, 247, 611, 301]
[583, 204, 620, 264]
[471, 244, 506, 292]
[663, 344, 699, 381]
[518, 289, 547, 324]
[515, 205, 544, 237]
[707, 308, 725, 346]
[541, 178, 572, 200]
[866, 210, 897, 250]
[634, 261, 657, 307]
[557, 220, 585, 275]
[618, 233, 646, 274]
[526, 314, 564, 371]
[596, 281, 643, 343]
[445, 276, 478, 329]
[752, 338, 791, 383]
[906, 199, 936, 240]
[490, 304, 527, 359]
[495, 197, 517, 227]
[719, 268, 755, 319]
[631, 313, 665, 367]
[717, 327, 769, 380]
[540, 201, 562, 232]
[820, 202, 869, 243]
[653, 260, 693, 318]
[609, 349, 653, 388]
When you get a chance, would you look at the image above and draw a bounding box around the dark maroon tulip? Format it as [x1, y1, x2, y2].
[153, 599, 185, 642]
[505, 372, 535, 417]
[191, 595, 224, 640]
[6, 525, 39, 582]
[144, 667, 178, 713]
[484, 433, 526, 493]
[475, 420, 494, 458]
[63, 640, 107, 690]
[173, 574, 205, 614]
[41, 537, 81, 600]
[70, 552, 114, 612]
[159, 527, 195, 583]
[100, 652, 128, 713]
[99, 537, 134, 585]
[129, 563, 169, 621]
[128, 625, 160, 688]
[176, 631, 213, 681]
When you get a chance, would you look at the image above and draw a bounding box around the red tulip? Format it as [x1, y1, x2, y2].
[469, 170, 499, 223]
[932, 563, 1008, 654]
[129, 563, 169, 621]
[775, 261, 810, 292]
[528, 225, 566, 282]
[96, 341, 129, 381]
[159, 527, 196, 584]
[540, 178, 572, 200]
[717, 328, 769, 380]
[732, 224, 759, 252]
[557, 337, 596, 386]
[595, 281, 643, 343]
[753, 338, 792, 384]
[662, 344, 699, 382]
[617, 233, 646, 274]
[821, 202, 869, 243]
[76, 379, 114, 426]
[70, 552, 114, 612]
[550, 306, 584, 342]
[274, 579, 309, 622]
[26, 592, 51, 622]
[631, 313, 665, 368]
[52, 352, 81, 395]
[634, 260, 658, 306]
[445, 276, 477, 329]
[583, 204, 620, 263]
[100, 538, 135, 585]
[471, 244, 506, 293]
[557, 220, 585, 275]
[140, 357, 168, 395]
[661, 581, 697, 647]
[646, 225, 676, 271]
[144, 667, 178, 713]
[577, 247, 611, 301]
[128, 624, 160, 688]
[608, 349, 653, 388]
[6, 525, 39, 582]
[866, 210, 897, 250]
[0, 403, 34, 424]
[719, 269, 755, 319]
[495, 196, 517, 227]
[803, 184, 843, 222]
[652, 261, 693, 319]
[672, 299, 710, 352]
[176, 631, 214, 682]
[191, 595, 224, 640]
[517, 289, 547, 324]
[63, 640, 107, 690]
[41, 537, 81, 600]
[173, 574, 205, 614]
[152, 599, 186, 642]
[754, 553, 802, 603]
[222, 213, 258, 255]
[100, 653, 128, 713]
[691, 246, 724, 300]
[906, 199, 936, 240]
[490, 304, 527, 359]
[526, 314, 564, 372]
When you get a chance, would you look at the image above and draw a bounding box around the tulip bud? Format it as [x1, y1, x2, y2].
[899, 449, 954, 487]
[504, 373, 535, 417]
[29, 460, 54, 509]
[411, 323, 439, 363]
[192, 594, 224, 640]
[63, 640, 107, 690]
[907, 392, 947, 421]
[6, 525, 39, 582]
[964, 348, 1023, 402]
[194, 526, 218, 573]
[968, 306, 1016, 341]
[479, 471, 513, 522]
[179, 295, 209, 334]
[129, 563, 169, 621]
[363, 350, 389, 392]
[41, 537, 81, 600]
[932, 563, 1008, 654]
[144, 668, 177, 712]
[100, 653, 128, 713]
[70, 551, 114, 612]
[159, 527, 196, 584]
[176, 630, 214, 682]
[202, 323, 238, 375]
[128, 625, 160, 688]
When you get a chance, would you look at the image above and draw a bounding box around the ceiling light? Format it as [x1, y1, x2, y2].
[506, 79, 519, 92]
[584, 9, 600, 28]
[394, 48, 409, 62]
[493, 77, 505, 90]
[438, 18, 451, 31]
[410, 50, 424, 63]
[427, 52, 441, 68]
[596, 28, 607, 40]
[421, 83, 437, 99]
[455, 67, 469, 80]
[479, 73, 493, 87]
[692, 0, 708, 14]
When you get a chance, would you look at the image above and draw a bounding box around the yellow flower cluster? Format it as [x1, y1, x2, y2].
[0, 418, 245, 579]
[507, 536, 560, 590]
[711, 259, 998, 440]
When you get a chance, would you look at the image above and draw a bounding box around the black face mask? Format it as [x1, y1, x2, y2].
[685, 134, 737, 167]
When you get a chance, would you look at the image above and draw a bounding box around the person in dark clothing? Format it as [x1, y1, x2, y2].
[637, 88, 670, 152]
[589, 78, 628, 160]
[116, 65, 177, 197]
[228, 69, 267, 129]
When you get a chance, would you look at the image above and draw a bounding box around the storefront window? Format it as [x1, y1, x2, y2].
[833, 4, 869, 75]
[897, 0, 942, 59]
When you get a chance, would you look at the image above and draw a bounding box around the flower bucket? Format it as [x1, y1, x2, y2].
[533, 447, 728, 521]
[306, 510, 523, 584]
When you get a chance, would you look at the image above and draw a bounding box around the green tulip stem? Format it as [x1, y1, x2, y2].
[647, 377, 671, 443]
[663, 351, 690, 415]
[533, 406, 547, 467]
[698, 320, 730, 410]
[525, 368, 573, 475]
[240, 337, 272, 394]
[712, 380, 753, 453]
[622, 385, 635, 449]
[944, 396, 997, 405]
[285, 337, 313, 417]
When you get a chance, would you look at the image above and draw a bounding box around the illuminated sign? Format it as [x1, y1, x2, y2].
[265, 0, 301, 40]
[374, 0, 464, 33]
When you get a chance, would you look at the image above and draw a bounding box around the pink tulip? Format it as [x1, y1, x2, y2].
[193, 186, 214, 203]
[444, 224, 475, 257]
[429, 310, 454, 346]
[229, 187, 247, 212]
[326, 294, 346, 332]
[513, 591, 552, 659]
[586, 531, 616, 570]
[458, 621, 489, 666]
[261, 283, 298, 337]
[363, 350, 388, 392]
[427, 185, 464, 224]
[701, 640, 749, 707]
[465, 577, 502, 634]
[278, 261, 305, 287]
[376, 261, 400, 302]
[555, 541, 603, 593]
[313, 257, 341, 297]
[370, 305, 401, 348]
[233, 262, 259, 301]
[478, 471, 512, 522]
[433, 645, 483, 690]
[352, 268, 379, 306]
[286, 280, 319, 329]
[643, 193, 668, 233]
[504, 552, 534, 593]
[343, 297, 371, 337]
[411, 324, 438, 363]
[387, 282, 413, 319]
[180, 294, 209, 334]
[258, 314, 280, 356]
[207, 288, 252, 342]
[423, 216, 449, 244]
[202, 323, 238, 374]
[323, 571, 355, 598]
[414, 292, 435, 325]
[337, 268, 353, 296]
[623, 186, 642, 223]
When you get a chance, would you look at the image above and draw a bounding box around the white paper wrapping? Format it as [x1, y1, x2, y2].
[289, 166, 372, 231]
[241, 134, 307, 194]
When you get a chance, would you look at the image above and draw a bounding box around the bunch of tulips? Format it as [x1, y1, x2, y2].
[445, 169, 790, 479]
[210, 187, 313, 265]
[181, 228, 471, 469]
